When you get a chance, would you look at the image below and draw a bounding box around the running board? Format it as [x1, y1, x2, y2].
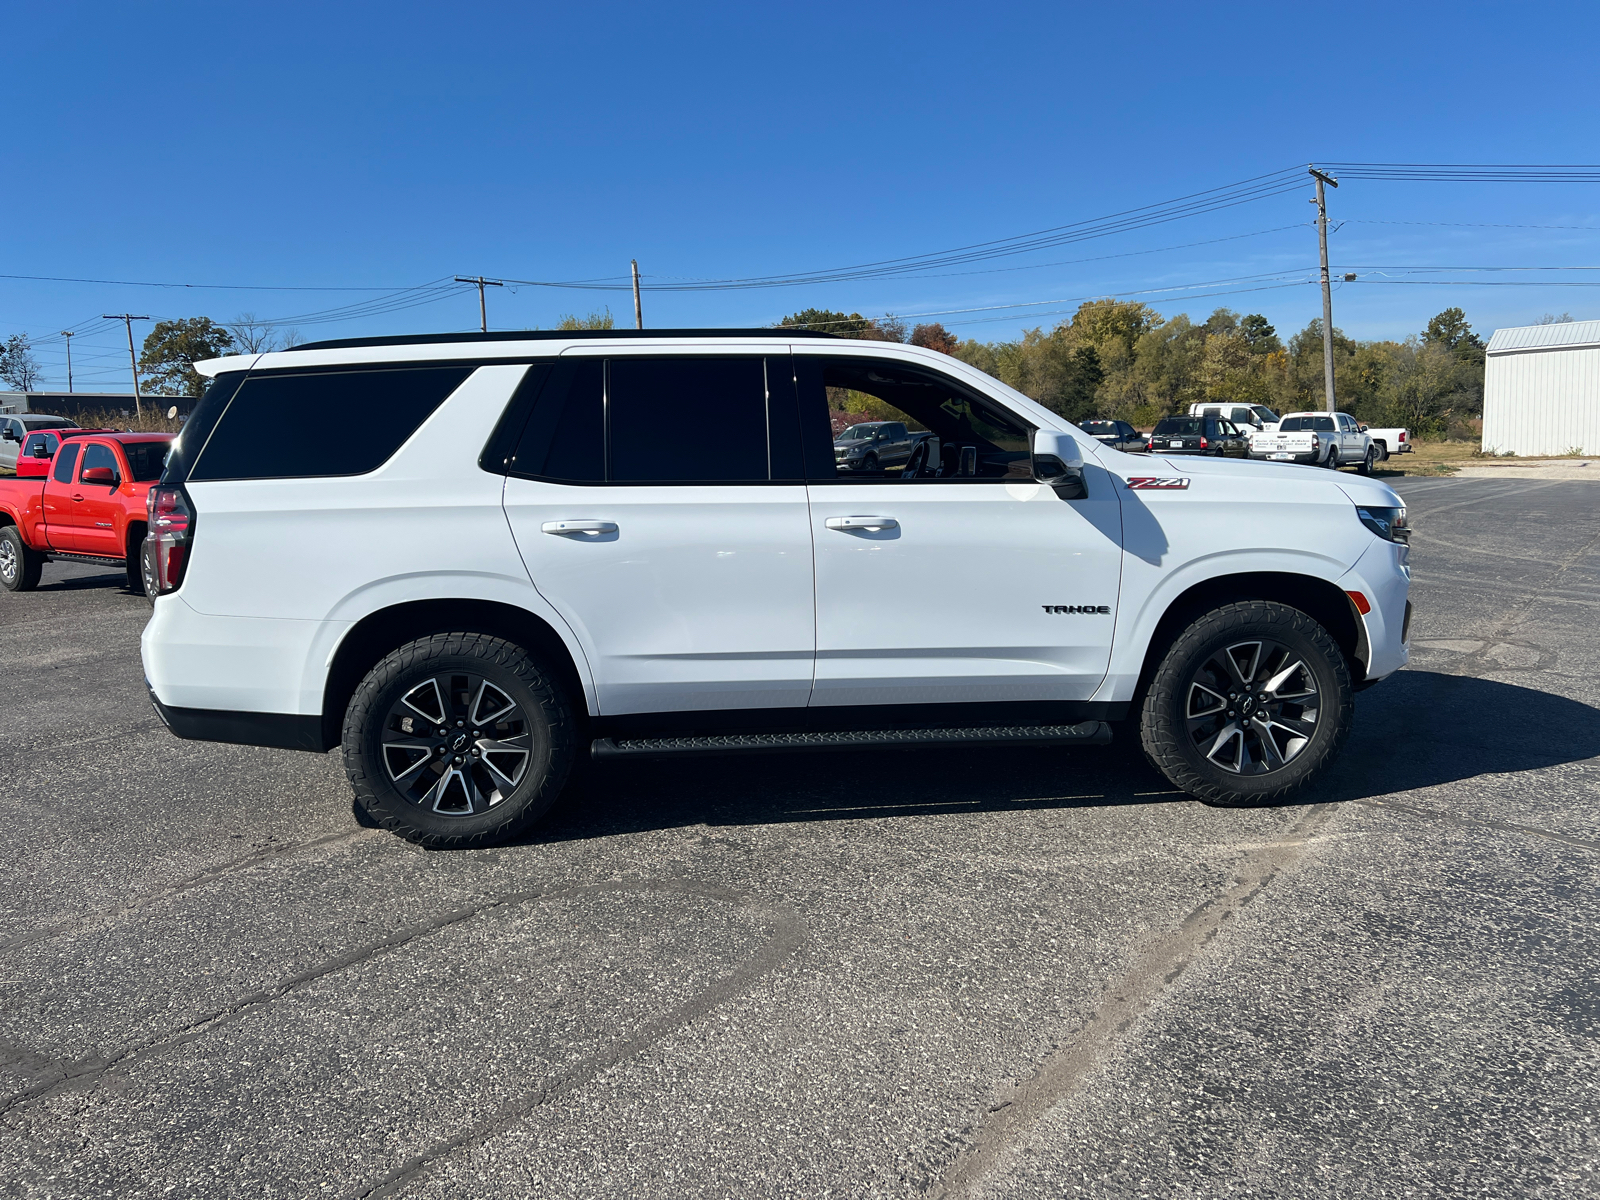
[45, 552, 126, 569]
[590, 721, 1111, 760]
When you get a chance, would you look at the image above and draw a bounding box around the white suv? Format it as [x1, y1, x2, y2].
[141, 330, 1412, 847]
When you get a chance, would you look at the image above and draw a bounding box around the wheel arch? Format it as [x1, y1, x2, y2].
[320, 599, 590, 752]
[1131, 572, 1368, 705]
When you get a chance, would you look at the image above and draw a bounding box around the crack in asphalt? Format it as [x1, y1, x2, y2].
[928, 802, 1337, 1199]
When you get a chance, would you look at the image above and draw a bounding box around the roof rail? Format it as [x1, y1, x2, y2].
[288, 328, 843, 353]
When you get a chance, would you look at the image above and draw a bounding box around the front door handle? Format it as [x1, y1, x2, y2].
[542, 520, 618, 537]
[825, 515, 898, 532]
[71, 493, 85, 502]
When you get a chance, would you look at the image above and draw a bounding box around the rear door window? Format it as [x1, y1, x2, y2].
[608, 357, 768, 483]
[52, 443, 80, 483]
[188, 365, 473, 481]
[502, 360, 604, 483]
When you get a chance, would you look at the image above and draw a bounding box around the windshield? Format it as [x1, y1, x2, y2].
[28, 418, 77, 430]
[1279, 416, 1335, 432]
[1252, 406, 1279, 422]
[837, 424, 880, 442]
[1080, 421, 1117, 434]
[1152, 417, 1203, 436]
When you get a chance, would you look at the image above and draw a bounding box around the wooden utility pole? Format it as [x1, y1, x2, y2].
[631, 260, 643, 329]
[61, 331, 74, 393]
[103, 314, 150, 416]
[1309, 167, 1339, 413]
[454, 276, 504, 332]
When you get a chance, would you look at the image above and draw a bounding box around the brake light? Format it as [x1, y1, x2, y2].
[145, 484, 195, 594]
[1199, 437, 1208, 449]
[1398, 431, 1406, 443]
[1311, 434, 1320, 449]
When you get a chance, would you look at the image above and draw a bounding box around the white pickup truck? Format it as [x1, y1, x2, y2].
[1363, 425, 1412, 461]
[141, 330, 1411, 848]
[1249, 412, 1378, 473]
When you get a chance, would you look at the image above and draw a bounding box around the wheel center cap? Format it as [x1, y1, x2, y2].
[450, 733, 469, 752]
[1239, 696, 1256, 716]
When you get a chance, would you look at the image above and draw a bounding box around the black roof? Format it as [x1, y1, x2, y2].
[290, 328, 842, 353]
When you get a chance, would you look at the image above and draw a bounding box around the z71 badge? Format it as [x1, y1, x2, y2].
[1125, 477, 1190, 490]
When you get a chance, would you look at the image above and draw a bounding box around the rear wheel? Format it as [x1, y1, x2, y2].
[125, 526, 146, 592]
[1138, 600, 1353, 806]
[1324, 448, 1339, 470]
[1357, 446, 1376, 475]
[0, 526, 42, 592]
[342, 633, 576, 847]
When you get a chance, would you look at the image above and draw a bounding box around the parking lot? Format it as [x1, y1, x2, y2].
[1, 475, 1596, 1199]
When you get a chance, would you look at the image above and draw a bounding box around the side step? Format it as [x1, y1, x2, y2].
[590, 721, 1111, 760]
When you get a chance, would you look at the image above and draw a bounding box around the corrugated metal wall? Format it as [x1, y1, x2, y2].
[1482, 347, 1600, 456]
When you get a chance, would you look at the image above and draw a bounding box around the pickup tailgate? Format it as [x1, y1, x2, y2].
[1249, 431, 1315, 459]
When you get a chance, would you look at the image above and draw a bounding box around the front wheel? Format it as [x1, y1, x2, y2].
[341, 633, 576, 847]
[0, 526, 42, 592]
[1138, 600, 1353, 806]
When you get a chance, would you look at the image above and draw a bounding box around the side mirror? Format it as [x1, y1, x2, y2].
[1, 429, 15, 442]
[30, 443, 51, 458]
[81, 466, 117, 486]
[1032, 430, 1088, 500]
[1358, 424, 1369, 432]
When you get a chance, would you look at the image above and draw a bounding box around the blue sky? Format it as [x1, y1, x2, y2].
[6, 0, 1600, 390]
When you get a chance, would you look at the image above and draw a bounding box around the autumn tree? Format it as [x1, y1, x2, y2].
[139, 318, 237, 397]
[910, 322, 958, 354]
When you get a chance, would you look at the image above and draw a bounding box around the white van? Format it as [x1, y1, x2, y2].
[1189, 403, 1279, 433]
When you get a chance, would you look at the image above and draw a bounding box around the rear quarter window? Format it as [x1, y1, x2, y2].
[188, 365, 473, 481]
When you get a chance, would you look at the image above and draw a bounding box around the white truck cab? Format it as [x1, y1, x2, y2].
[141, 330, 1411, 847]
[1189, 402, 1280, 433]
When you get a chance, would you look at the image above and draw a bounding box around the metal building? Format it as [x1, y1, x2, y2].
[1482, 320, 1600, 456]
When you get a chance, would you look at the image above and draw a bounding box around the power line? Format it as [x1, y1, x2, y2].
[1320, 162, 1600, 182]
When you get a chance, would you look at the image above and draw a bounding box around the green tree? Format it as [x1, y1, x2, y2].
[779, 309, 905, 341]
[138, 318, 236, 398]
[0, 334, 41, 391]
[1239, 313, 1282, 355]
[555, 308, 615, 330]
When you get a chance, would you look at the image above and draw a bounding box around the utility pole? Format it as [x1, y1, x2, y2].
[454, 276, 504, 333]
[103, 315, 150, 416]
[60, 331, 74, 393]
[631, 260, 643, 329]
[1309, 167, 1339, 413]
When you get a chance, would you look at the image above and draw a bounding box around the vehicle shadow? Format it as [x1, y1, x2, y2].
[513, 671, 1600, 845]
[31, 570, 129, 592]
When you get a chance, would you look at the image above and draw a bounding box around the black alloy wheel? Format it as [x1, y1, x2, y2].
[1139, 600, 1353, 805]
[342, 633, 575, 847]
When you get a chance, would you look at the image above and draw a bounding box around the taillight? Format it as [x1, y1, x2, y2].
[1199, 437, 1208, 449]
[145, 484, 195, 594]
[1398, 431, 1406, 443]
[1311, 434, 1320, 449]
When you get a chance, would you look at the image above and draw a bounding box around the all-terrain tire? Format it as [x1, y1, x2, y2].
[0, 525, 42, 592]
[125, 527, 146, 593]
[341, 633, 576, 848]
[1138, 600, 1353, 807]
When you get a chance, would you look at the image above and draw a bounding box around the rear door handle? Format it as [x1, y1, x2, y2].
[825, 515, 898, 532]
[541, 520, 618, 537]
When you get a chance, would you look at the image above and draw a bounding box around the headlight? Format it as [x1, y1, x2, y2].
[1356, 505, 1408, 544]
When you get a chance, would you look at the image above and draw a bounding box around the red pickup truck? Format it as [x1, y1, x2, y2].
[13, 427, 116, 478]
[0, 432, 174, 592]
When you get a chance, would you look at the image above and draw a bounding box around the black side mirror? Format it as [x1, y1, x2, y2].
[1032, 431, 1088, 500]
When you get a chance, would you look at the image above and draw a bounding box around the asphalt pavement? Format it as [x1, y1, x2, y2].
[1, 476, 1596, 1199]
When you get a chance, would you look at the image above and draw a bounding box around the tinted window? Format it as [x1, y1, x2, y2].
[52, 443, 80, 483]
[1280, 416, 1335, 433]
[124, 441, 170, 483]
[608, 357, 767, 483]
[189, 365, 472, 481]
[505, 360, 604, 483]
[80, 442, 118, 481]
[27, 418, 75, 431]
[798, 357, 1032, 481]
[1153, 417, 1204, 436]
[164, 371, 246, 483]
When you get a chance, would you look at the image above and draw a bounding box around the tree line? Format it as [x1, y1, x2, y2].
[781, 303, 1494, 438]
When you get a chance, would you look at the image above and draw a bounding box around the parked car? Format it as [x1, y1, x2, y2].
[833, 420, 928, 473]
[0, 433, 175, 591]
[0, 414, 80, 473]
[140, 330, 1410, 849]
[1361, 425, 1412, 460]
[14, 428, 116, 478]
[1148, 415, 1250, 457]
[1189, 402, 1280, 433]
[1249, 412, 1376, 473]
[1079, 419, 1147, 453]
